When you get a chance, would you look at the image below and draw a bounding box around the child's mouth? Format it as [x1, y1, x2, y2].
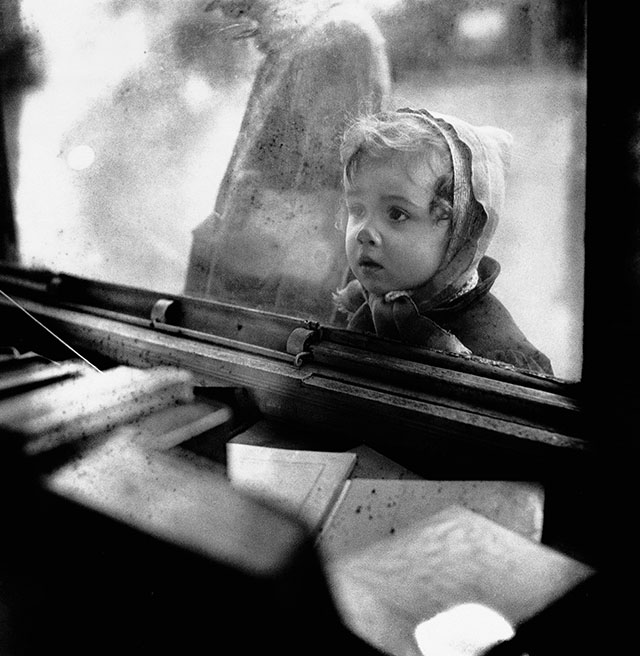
[358, 257, 383, 271]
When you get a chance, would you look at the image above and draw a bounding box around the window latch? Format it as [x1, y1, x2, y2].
[286, 322, 322, 367]
[150, 298, 177, 326]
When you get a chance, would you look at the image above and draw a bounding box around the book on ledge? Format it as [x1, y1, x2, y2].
[6, 440, 377, 656]
[226, 440, 357, 533]
[325, 505, 595, 656]
[0, 364, 196, 454]
[317, 477, 544, 557]
[226, 435, 544, 553]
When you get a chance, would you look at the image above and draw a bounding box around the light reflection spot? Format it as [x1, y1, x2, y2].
[67, 145, 95, 171]
[457, 9, 507, 42]
[183, 75, 214, 111]
[414, 603, 515, 656]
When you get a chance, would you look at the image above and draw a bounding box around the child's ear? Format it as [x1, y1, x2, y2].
[432, 202, 452, 224]
[434, 208, 449, 223]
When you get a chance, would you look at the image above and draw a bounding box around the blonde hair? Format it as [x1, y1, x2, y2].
[340, 110, 454, 221]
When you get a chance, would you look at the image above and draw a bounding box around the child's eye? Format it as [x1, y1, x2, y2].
[388, 206, 410, 222]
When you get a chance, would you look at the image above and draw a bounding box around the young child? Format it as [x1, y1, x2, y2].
[333, 107, 553, 375]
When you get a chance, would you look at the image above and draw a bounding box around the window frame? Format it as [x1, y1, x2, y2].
[0, 1, 600, 479]
[0, 259, 590, 479]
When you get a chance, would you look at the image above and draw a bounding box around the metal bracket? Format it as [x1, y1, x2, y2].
[46, 275, 64, 299]
[150, 298, 176, 326]
[286, 323, 322, 367]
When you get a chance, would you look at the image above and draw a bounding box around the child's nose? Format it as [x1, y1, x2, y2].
[357, 222, 381, 246]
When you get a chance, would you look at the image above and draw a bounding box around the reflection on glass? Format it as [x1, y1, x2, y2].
[2, 0, 585, 380]
[66, 144, 95, 171]
[414, 603, 515, 656]
[185, 0, 391, 322]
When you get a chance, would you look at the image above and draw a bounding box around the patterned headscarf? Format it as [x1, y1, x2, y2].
[395, 107, 513, 309]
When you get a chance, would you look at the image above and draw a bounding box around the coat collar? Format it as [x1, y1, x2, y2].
[419, 255, 500, 315]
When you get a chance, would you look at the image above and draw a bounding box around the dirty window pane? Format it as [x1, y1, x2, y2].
[2, 0, 585, 381]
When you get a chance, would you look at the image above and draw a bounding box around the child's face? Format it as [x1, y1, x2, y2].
[344, 153, 451, 296]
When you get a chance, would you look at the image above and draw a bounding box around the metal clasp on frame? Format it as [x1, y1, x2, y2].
[286, 322, 322, 367]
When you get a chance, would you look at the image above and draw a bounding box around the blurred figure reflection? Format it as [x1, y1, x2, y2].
[185, 0, 391, 322]
[0, 0, 43, 262]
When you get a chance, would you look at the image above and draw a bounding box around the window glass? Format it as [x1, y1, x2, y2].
[1, 0, 585, 381]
